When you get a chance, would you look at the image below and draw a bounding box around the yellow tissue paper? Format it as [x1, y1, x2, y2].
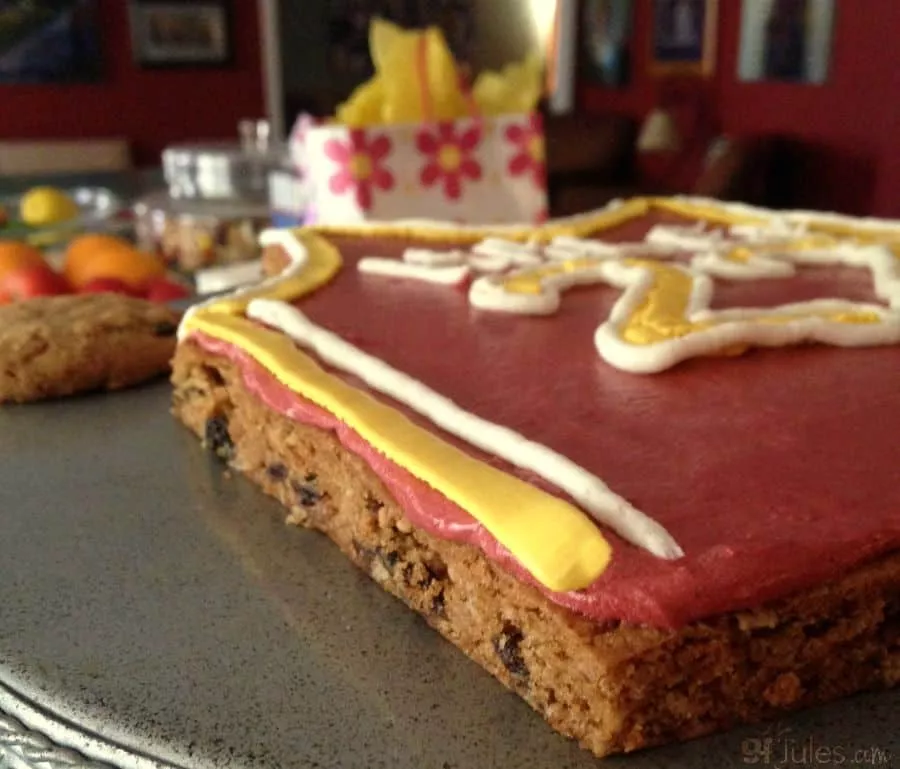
[335, 76, 386, 127]
[335, 18, 543, 127]
[471, 54, 545, 117]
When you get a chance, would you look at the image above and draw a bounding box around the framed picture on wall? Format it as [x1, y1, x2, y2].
[129, 0, 232, 67]
[580, 0, 634, 88]
[649, 0, 717, 76]
[0, 0, 103, 84]
[737, 0, 836, 84]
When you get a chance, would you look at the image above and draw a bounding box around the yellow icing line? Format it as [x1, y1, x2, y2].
[648, 197, 769, 228]
[497, 254, 883, 347]
[202, 231, 343, 317]
[649, 197, 900, 246]
[262, 196, 781, 257]
[619, 260, 880, 345]
[620, 261, 710, 344]
[303, 197, 651, 244]
[298, 196, 900, 253]
[502, 257, 601, 295]
[184, 311, 612, 592]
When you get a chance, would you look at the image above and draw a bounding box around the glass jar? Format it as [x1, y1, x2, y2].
[133, 193, 271, 273]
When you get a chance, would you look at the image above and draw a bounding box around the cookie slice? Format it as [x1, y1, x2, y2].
[0, 293, 180, 404]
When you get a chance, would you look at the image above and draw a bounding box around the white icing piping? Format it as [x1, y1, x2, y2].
[594, 264, 900, 374]
[356, 243, 543, 286]
[468, 252, 514, 273]
[469, 260, 616, 315]
[359, 257, 471, 285]
[246, 297, 684, 561]
[544, 236, 629, 261]
[403, 248, 467, 266]
[647, 223, 804, 279]
[633, 225, 900, 306]
[358, 222, 900, 374]
[646, 221, 726, 251]
[672, 195, 900, 236]
[472, 238, 543, 265]
[494, 232, 900, 373]
[689, 248, 795, 280]
[730, 220, 808, 240]
[782, 244, 900, 306]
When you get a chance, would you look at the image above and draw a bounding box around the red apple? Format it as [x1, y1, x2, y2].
[0, 264, 70, 300]
[78, 277, 144, 297]
[144, 276, 190, 303]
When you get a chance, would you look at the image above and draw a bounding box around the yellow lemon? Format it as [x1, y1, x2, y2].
[20, 187, 79, 227]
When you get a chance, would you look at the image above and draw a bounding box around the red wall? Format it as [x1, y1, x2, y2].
[580, 0, 900, 217]
[0, 0, 265, 166]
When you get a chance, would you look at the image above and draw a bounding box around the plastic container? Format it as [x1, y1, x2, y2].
[162, 141, 282, 202]
[268, 161, 309, 228]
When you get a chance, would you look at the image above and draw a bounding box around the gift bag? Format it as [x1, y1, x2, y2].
[291, 20, 548, 226]
[295, 112, 547, 226]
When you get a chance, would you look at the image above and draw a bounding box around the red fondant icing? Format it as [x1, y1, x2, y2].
[190, 213, 900, 628]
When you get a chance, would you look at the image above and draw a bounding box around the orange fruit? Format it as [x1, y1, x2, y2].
[0, 241, 47, 280]
[64, 234, 135, 285]
[64, 234, 165, 290]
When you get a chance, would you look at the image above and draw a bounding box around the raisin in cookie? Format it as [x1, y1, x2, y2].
[0, 293, 180, 403]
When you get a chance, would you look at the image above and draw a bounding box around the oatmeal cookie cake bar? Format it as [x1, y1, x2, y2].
[172, 197, 900, 757]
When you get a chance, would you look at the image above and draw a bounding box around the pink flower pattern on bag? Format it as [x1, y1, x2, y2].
[417, 122, 483, 201]
[324, 130, 395, 211]
[505, 114, 546, 190]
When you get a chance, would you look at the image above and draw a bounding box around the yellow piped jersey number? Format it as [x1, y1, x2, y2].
[496, 248, 888, 355]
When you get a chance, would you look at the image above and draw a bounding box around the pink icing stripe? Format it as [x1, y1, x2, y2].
[189, 332, 670, 620]
[187, 332, 897, 629]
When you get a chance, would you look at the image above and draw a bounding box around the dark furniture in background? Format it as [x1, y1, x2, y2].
[544, 112, 638, 215]
[544, 115, 877, 217]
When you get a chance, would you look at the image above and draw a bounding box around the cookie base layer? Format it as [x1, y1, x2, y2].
[171, 340, 900, 758]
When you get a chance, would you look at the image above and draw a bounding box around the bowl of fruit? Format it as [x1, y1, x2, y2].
[0, 234, 191, 305]
[0, 186, 129, 248]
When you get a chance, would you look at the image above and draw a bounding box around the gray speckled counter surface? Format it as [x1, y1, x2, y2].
[0, 384, 897, 769]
